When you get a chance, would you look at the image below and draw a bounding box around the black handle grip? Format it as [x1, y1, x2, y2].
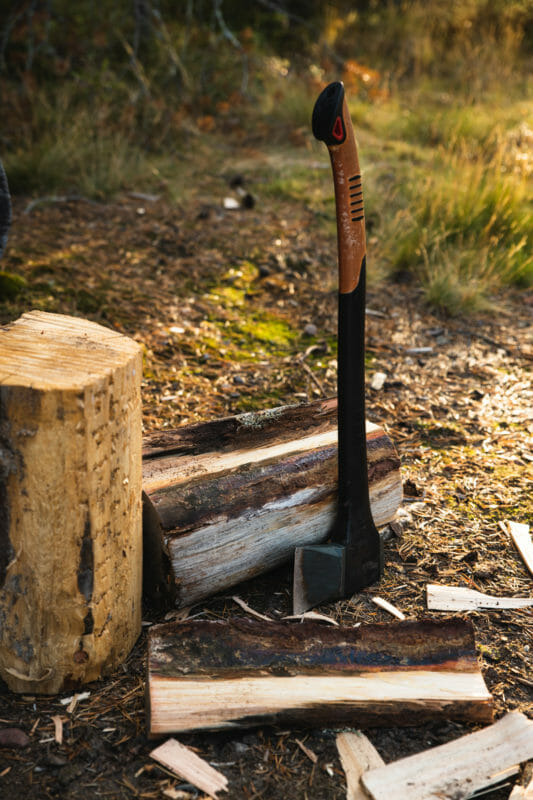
[312, 81, 347, 146]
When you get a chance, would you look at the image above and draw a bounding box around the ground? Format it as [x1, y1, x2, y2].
[0, 154, 532, 798]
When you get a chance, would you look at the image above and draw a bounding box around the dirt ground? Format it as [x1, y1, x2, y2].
[0, 175, 532, 798]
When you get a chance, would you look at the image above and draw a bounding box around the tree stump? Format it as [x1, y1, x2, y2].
[0, 311, 143, 694]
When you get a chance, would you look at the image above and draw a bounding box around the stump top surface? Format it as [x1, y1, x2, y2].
[0, 310, 141, 389]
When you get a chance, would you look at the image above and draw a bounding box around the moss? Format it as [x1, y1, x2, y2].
[0, 271, 27, 300]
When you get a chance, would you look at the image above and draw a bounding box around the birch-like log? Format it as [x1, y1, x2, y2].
[0, 311, 142, 694]
[146, 617, 493, 735]
[142, 398, 402, 608]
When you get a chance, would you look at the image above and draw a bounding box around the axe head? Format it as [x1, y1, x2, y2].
[293, 520, 384, 615]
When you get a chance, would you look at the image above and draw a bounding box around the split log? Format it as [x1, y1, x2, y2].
[146, 617, 493, 735]
[361, 711, 533, 800]
[142, 399, 402, 608]
[336, 732, 384, 800]
[427, 584, 533, 612]
[0, 311, 143, 694]
[503, 520, 533, 577]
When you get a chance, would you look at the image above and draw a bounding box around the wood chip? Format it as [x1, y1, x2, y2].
[426, 584, 533, 611]
[362, 711, 533, 800]
[371, 596, 406, 620]
[336, 732, 384, 800]
[51, 715, 64, 745]
[283, 611, 339, 625]
[295, 737, 318, 764]
[509, 775, 533, 799]
[501, 520, 533, 577]
[231, 596, 273, 622]
[60, 691, 91, 713]
[150, 738, 228, 798]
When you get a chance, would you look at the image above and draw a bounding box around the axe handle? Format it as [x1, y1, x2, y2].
[320, 84, 378, 576]
[327, 94, 366, 294]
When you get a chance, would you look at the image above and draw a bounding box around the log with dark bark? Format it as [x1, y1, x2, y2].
[146, 617, 493, 735]
[142, 398, 402, 608]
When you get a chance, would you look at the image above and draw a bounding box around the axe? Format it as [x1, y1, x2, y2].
[293, 81, 384, 614]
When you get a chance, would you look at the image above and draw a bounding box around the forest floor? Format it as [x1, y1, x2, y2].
[0, 146, 532, 798]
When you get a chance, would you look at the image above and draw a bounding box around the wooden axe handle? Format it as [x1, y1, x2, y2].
[312, 83, 366, 294]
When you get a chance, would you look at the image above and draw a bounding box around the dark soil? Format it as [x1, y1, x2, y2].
[0, 180, 532, 799]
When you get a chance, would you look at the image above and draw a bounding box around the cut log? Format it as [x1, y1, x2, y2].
[361, 711, 533, 800]
[336, 732, 384, 800]
[0, 311, 143, 694]
[142, 399, 402, 608]
[427, 584, 533, 612]
[146, 617, 493, 735]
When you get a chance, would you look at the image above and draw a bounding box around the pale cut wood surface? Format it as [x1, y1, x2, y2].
[509, 776, 533, 799]
[371, 597, 406, 620]
[150, 738, 228, 798]
[362, 712, 533, 800]
[146, 618, 493, 735]
[0, 311, 143, 693]
[505, 520, 533, 577]
[142, 399, 402, 607]
[427, 584, 533, 611]
[336, 732, 384, 800]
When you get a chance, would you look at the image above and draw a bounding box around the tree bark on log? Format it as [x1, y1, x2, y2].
[142, 399, 402, 608]
[0, 311, 143, 694]
[146, 617, 493, 735]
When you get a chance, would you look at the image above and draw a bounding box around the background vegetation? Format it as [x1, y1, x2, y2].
[1, 0, 532, 313]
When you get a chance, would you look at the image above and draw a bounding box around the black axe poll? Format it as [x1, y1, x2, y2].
[293, 81, 384, 614]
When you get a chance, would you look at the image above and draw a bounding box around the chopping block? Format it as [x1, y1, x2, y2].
[0, 311, 143, 694]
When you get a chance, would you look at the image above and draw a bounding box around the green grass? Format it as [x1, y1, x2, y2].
[2, 1, 532, 314]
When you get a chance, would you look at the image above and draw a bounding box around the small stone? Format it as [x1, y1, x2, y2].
[303, 323, 318, 337]
[370, 371, 387, 391]
[0, 728, 30, 748]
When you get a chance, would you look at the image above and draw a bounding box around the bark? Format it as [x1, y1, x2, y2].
[146, 617, 494, 735]
[142, 398, 402, 608]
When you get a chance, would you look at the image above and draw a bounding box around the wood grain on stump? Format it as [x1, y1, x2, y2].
[0, 311, 143, 693]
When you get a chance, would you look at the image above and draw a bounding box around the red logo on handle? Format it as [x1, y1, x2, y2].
[332, 116, 344, 141]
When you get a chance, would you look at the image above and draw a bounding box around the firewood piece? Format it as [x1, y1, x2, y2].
[427, 584, 533, 612]
[142, 490, 177, 609]
[0, 311, 143, 694]
[142, 398, 402, 608]
[503, 520, 533, 577]
[336, 732, 384, 800]
[361, 711, 533, 800]
[509, 775, 533, 799]
[146, 617, 493, 735]
[150, 738, 228, 798]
